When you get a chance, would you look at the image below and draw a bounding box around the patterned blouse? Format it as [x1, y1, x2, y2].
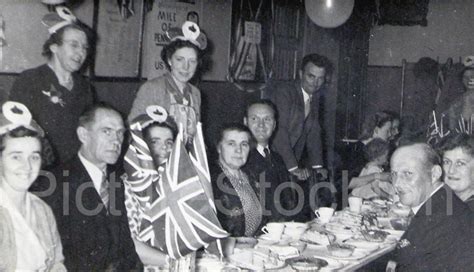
[220, 164, 263, 237]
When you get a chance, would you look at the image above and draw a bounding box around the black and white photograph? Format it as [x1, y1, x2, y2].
[0, 0, 473, 271]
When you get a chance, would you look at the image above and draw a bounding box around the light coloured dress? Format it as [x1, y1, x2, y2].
[128, 72, 201, 144]
[0, 187, 66, 271]
[351, 164, 384, 199]
[445, 90, 474, 131]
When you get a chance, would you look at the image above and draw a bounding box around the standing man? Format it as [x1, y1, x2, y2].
[243, 100, 293, 221]
[47, 103, 141, 271]
[265, 54, 332, 219]
[383, 143, 474, 270]
[265, 53, 331, 180]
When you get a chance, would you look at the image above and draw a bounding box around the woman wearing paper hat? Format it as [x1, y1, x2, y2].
[0, 101, 66, 271]
[9, 6, 94, 168]
[128, 21, 207, 146]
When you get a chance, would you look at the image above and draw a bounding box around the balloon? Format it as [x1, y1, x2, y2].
[305, 0, 355, 28]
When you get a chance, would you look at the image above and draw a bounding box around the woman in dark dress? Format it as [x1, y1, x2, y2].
[211, 123, 263, 237]
[9, 7, 94, 167]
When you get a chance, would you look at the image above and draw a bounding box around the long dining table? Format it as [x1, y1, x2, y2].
[196, 199, 408, 271]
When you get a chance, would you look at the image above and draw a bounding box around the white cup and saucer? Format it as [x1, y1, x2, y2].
[314, 207, 335, 224]
[261, 222, 286, 241]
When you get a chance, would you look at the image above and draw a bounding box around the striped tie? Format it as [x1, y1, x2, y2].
[100, 170, 110, 211]
[264, 147, 273, 166]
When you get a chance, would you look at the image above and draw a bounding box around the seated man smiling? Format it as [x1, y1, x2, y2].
[384, 143, 474, 271]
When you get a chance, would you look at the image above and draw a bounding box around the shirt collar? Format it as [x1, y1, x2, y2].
[412, 183, 444, 215]
[301, 87, 311, 102]
[78, 151, 106, 193]
[256, 144, 269, 157]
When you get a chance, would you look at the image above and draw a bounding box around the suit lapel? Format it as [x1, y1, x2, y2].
[71, 156, 108, 216]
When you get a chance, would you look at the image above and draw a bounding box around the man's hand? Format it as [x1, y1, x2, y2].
[290, 167, 310, 180]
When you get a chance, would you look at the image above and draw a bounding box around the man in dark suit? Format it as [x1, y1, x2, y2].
[385, 143, 474, 271]
[243, 100, 293, 221]
[46, 103, 141, 271]
[265, 54, 333, 220]
[265, 53, 332, 180]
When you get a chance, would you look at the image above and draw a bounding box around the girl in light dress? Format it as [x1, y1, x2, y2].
[350, 138, 395, 199]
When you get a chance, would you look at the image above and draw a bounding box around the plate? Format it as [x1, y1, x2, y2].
[285, 256, 328, 271]
[235, 237, 257, 249]
[300, 230, 336, 246]
[382, 228, 404, 237]
[257, 237, 277, 246]
[278, 234, 292, 246]
[327, 249, 366, 260]
[344, 239, 380, 251]
[228, 249, 286, 270]
[315, 257, 345, 271]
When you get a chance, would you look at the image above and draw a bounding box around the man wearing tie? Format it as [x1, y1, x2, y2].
[265, 54, 332, 220]
[46, 103, 141, 271]
[265, 53, 332, 180]
[243, 100, 292, 221]
[367, 143, 474, 271]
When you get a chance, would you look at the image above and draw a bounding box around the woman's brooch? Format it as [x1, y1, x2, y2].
[42, 84, 65, 107]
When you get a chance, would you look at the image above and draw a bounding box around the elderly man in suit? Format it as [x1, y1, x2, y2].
[45, 103, 141, 271]
[385, 143, 474, 271]
[243, 100, 293, 221]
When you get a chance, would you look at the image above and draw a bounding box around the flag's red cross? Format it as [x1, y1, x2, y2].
[144, 142, 225, 258]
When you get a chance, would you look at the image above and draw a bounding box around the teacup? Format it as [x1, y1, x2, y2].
[348, 196, 363, 214]
[289, 241, 307, 253]
[222, 237, 236, 257]
[284, 222, 308, 240]
[261, 222, 285, 240]
[314, 207, 335, 224]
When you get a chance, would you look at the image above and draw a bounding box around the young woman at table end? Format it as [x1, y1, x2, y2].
[0, 101, 66, 271]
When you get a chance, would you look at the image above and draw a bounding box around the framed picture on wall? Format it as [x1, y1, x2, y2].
[94, 0, 144, 78]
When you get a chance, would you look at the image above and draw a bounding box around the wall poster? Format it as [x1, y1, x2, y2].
[95, 0, 144, 77]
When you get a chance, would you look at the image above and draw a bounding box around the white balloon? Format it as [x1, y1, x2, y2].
[305, 0, 355, 28]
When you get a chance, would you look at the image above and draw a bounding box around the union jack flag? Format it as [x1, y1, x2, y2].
[124, 112, 228, 259]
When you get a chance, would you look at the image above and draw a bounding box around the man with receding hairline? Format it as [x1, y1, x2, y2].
[46, 103, 141, 271]
[243, 99, 293, 221]
[377, 143, 474, 271]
